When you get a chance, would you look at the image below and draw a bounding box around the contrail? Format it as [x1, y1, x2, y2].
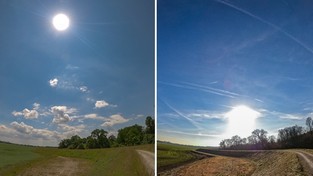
[181, 81, 240, 96]
[160, 99, 203, 130]
[215, 0, 313, 55]
[158, 81, 237, 98]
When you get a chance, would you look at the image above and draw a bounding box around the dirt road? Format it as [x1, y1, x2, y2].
[294, 150, 313, 175]
[137, 150, 155, 176]
[18, 156, 90, 176]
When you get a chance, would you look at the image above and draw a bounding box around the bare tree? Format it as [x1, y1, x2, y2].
[252, 129, 268, 149]
[306, 117, 313, 134]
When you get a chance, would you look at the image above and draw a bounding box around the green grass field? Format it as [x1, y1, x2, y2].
[157, 142, 199, 168]
[0, 142, 154, 176]
[0, 142, 40, 172]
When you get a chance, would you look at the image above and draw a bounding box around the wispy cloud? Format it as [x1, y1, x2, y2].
[65, 64, 79, 70]
[159, 81, 237, 98]
[186, 110, 226, 120]
[79, 86, 88, 92]
[101, 114, 129, 127]
[84, 113, 106, 120]
[259, 109, 305, 120]
[215, 0, 313, 55]
[161, 99, 203, 130]
[158, 129, 221, 138]
[48, 75, 89, 94]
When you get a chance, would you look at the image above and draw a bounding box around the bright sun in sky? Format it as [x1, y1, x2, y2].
[52, 14, 70, 31]
[225, 105, 261, 138]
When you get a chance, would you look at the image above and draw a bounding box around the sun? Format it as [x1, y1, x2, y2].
[225, 105, 260, 138]
[52, 14, 70, 31]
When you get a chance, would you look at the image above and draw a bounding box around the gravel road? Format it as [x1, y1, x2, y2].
[137, 150, 155, 176]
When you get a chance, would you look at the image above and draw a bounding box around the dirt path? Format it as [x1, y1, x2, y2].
[137, 150, 155, 176]
[18, 156, 90, 176]
[294, 150, 313, 175]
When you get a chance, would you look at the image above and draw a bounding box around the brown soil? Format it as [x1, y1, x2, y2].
[18, 156, 90, 176]
[159, 156, 255, 176]
[159, 149, 310, 176]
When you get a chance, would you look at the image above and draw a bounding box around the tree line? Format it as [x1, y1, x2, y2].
[219, 117, 313, 150]
[58, 116, 155, 149]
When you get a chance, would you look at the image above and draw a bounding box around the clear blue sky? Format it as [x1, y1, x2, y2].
[0, 0, 154, 146]
[158, 0, 313, 146]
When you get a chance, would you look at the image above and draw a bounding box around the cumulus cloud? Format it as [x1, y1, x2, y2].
[95, 100, 109, 108]
[101, 114, 129, 127]
[10, 121, 60, 140]
[12, 103, 40, 119]
[12, 111, 23, 116]
[22, 109, 39, 119]
[49, 78, 58, 87]
[50, 106, 77, 124]
[0, 124, 16, 135]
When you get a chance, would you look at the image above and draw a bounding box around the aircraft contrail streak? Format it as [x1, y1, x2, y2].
[216, 0, 313, 55]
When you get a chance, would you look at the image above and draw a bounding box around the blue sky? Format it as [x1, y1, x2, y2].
[158, 0, 313, 146]
[0, 0, 154, 146]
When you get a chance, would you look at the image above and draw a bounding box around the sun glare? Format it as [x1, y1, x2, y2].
[52, 14, 70, 31]
[225, 105, 260, 138]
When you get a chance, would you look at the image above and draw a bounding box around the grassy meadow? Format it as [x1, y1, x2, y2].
[0, 142, 154, 176]
[157, 142, 199, 169]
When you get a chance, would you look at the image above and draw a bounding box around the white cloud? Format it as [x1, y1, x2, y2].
[261, 109, 304, 120]
[12, 111, 23, 116]
[101, 114, 129, 127]
[33, 103, 40, 110]
[66, 65, 79, 70]
[11, 121, 34, 134]
[279, 114, 303, 120]
[49, 78, 58, 87]
[187, 111, 226, 120]
[136, 114, 145, 118]
[95, 100, 109, 109]
[12, 108, 39, 119]
[86, 97, 95, 102]
[58, 124, 85, 138]
[79, 86, 88, 92]
[50, 106, 77, 124]
[22, 109, 39, 119]
[0, 124, 17, 136]
[84, 113, 105, 120]
[58, 124, 85, 132]
[10, 121, 60, 140]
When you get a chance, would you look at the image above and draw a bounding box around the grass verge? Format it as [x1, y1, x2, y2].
[157, 143, 199, 169]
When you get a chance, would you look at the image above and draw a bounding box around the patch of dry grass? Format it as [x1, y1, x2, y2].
[250, 151, 304, 176]
[175, 156, 255, 176]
